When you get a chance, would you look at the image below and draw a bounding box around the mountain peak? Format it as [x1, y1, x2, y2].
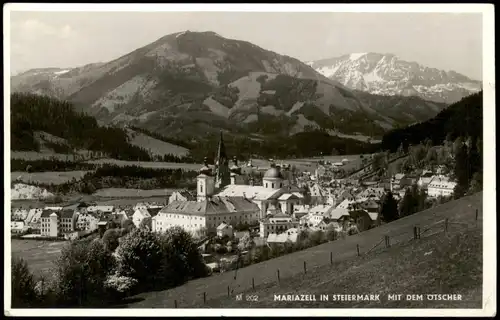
[308, 53, 481, 104]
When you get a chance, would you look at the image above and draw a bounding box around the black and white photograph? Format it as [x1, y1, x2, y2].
[4, 3, 495, 317]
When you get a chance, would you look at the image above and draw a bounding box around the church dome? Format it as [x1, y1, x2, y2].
[264, 166, 283, 179]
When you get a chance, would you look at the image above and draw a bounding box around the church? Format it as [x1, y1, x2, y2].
[152, 132, 304, 235]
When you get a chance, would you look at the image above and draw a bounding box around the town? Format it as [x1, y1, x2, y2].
[10, 133, 459, 273]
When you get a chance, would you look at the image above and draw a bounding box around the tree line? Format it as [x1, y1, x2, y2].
[25, 164, 198, 195]
[11, 93, 152, 161]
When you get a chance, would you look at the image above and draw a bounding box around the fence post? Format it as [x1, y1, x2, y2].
[303, 261, 307, 274]
[174, 300, 178, 308]
[277, 269, 280, 283]
[417, 227, 421, 239]
[413, 226, 417, 240]
[445, 218, 449, 233]
[227, 286, 230, 297]
[203, 292, 206, 304]
[330, 252, 333, 265]
[475, 209, 478, 221]
[252, 277, 255, 290]
[357, 244, 360, 256]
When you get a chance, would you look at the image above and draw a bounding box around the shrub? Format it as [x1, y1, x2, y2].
[11, 257, 39, 308]
[104, 273, 138, 300]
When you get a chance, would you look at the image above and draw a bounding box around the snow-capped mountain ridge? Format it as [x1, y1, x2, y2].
[308, 52, 482, 104]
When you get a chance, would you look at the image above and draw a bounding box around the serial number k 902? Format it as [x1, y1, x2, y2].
[236, 294, 259, 301]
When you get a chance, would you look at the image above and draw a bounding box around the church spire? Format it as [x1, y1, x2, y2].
[215, 131, 230, 189]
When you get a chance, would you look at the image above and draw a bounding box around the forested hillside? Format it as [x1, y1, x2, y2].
[381, 91, 483, 151]
[11, 93, 152, 161]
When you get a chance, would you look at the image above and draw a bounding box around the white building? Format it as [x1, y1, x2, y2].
[11, 221, 26, 234]
[259, 212, 300, 238]
[417, 172, 435, 189]
[75, 212, 99, 231]
[216, 222, 234, 238]
[40, 209, 75, 237]
[267, 227, 300, 244]
[152, 196, 260, 234]
[87, 206, 114, 214]
[427, 176, 457, 198]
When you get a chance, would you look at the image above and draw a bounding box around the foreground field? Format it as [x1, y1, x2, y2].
[11, 239, 68, 279]
[11, 171, 90, 185]
[124, 192, 482, 308]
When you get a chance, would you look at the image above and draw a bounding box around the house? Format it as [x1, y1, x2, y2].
[11, 208, 28, 221]
[328, 207, 351, 224]
[292, 205, 311, 220]
[216, 222, 234, 238]
[26, 208, 44, 233]
[168, 190, 196, 204]
[427, 176, 457, 198]
[75, 212, 99, 231]
[358, 200, 380, 213]
[40, 209, 75, 237]
[87, 205, 114, 214]
[308, 183, 326, 205]
[356, 187, 385, 201]
[267, 227, 299, 244]
[336, 199, 357, 210]
[259, 213, 300, 238]
[11, 221, 26, 234]
[349, 209, 380, 232]
[417, 172, 435, 189]
[391, 173, 406, 191]
[132, 208, 151, 228]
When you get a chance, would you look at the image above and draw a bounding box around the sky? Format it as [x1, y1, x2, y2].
[7, 10, 483, 80]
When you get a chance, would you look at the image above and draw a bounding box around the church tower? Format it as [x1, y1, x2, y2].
[197, 157, 215, 202]
[214, 131, 231, 190]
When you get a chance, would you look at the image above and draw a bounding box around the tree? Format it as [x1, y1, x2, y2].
[11, 257, 39, 307]
[54, 239, 114, 307]
[156, 226, 209, 288]
[397, 143, 404, 155]
[308, 230, 325, 246]
[469, 171, 483, 193]
[120, 219, 135, 235]
[325, 224, 338, 241]
[102, 228, 121, 252]
[139, 217, 152, 230]
[380, 191, 399, 223]
[453, 142, 470, 198]
[398, 188, 414, 217]
[237, 234, 255, 251]
[115, 228, 163, 285]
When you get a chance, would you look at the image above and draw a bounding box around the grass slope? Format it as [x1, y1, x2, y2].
[126, 128, 189, 157]
[124, 192, 482, 308]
